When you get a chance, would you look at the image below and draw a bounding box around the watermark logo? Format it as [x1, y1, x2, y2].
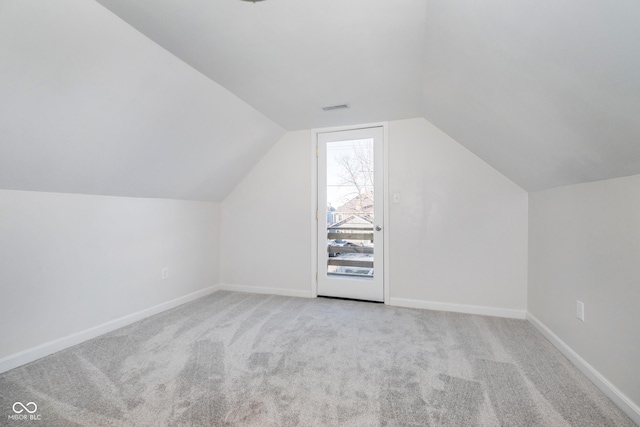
[12, 402, 37, 414]
[8, 402, 41, 421]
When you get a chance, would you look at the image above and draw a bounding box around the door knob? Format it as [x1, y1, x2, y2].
[375, 225, 382, 231]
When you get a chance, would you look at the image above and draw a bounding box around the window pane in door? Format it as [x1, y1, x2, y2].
[325, 138, 374, 279]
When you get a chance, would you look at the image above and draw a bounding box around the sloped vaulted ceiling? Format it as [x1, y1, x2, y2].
[2, 0, 640, 198]
[0, 0, 284, 201]
[421, 0, 640, 191]
[94, 0, 640, 192]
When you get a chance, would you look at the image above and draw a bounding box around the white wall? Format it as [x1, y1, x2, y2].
[529, 175, 640, 411]
[388, 118, 528, 315]
[220, 131, 313, 297]
[0, 189, 220, 364]
[220, 118, 528, 316]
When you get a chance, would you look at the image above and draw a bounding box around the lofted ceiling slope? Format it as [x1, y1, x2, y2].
[94, 0, 429, 131]
[95, 0, 640, 192]
[2, 0, 640, 198]
[0, 0, 284, 202]
[421, 0, 640, 191]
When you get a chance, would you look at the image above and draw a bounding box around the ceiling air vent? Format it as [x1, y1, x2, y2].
[322, 104, 350, 112]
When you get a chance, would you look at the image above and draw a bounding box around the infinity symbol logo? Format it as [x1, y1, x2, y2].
[12, 402, 38, 414]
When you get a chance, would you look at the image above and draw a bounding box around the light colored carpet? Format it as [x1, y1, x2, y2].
[0, 291, 635, 426]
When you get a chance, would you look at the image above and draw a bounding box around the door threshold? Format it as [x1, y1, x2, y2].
[317, 295, 384, 304]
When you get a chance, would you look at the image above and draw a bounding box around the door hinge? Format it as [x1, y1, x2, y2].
[315, 272, 318, 283]
[316, 209, 318, 220]
[315, 146, 318, 157]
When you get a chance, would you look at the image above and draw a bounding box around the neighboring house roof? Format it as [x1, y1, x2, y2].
[329, 214, 373, 229]
[330, 194, 374, 228]
[335, 193, 374, 214]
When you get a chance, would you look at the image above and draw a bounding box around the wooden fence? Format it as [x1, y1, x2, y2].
[327, 226, 374, 270]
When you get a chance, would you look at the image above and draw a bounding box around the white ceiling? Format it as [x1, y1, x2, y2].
[95, 0, 429, 131]
[2, 0, 640, 199]
[0, 0, 284, 201]
[421, 0, 640, 191]
[94, 0, 640, 192]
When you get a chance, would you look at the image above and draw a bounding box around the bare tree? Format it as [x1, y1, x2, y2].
[334, 140, 374, 212]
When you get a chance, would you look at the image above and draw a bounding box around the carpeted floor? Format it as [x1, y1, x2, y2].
[0, 291, 635, 426]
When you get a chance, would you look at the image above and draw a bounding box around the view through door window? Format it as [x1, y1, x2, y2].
[325, 138, 375, 278]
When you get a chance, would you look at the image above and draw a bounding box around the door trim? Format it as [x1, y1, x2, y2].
[310, 122, 389, 304]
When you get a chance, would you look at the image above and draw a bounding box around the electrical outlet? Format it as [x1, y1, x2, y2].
[576, 300, 585, 321]
[161, 268, 168, 280]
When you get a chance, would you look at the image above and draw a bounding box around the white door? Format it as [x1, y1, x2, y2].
[317, 126, 384, 302]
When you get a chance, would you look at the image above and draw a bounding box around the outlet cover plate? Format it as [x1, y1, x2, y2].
[576, 300, 585, 321]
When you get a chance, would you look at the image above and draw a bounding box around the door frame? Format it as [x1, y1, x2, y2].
[310, 122, 389, 304]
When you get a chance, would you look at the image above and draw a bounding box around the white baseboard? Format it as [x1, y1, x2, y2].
[389, 297, 527, 319]
[527, 313, 640, 425]
[0, 285, 220, 375]
[218, 283, 313, 299]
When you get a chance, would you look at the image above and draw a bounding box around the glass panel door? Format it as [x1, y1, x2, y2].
[317, 127, 384, 302]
